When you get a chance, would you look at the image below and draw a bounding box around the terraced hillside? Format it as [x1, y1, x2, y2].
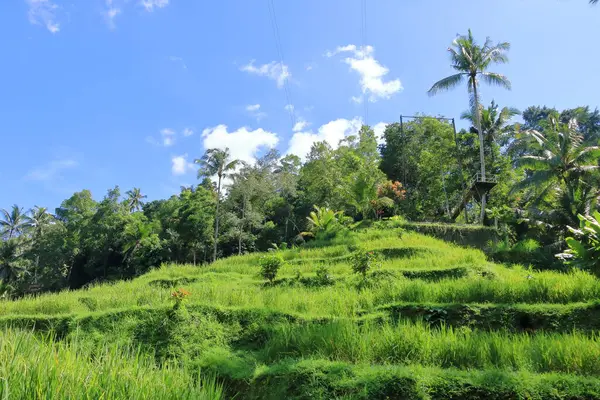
[2, 225, 600, 399]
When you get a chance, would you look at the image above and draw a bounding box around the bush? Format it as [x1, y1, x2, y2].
[259, 255, 284, 283]
[315, 265, 332, 286]
[558, 212, 600, 277]
[350, 250, 381, 278]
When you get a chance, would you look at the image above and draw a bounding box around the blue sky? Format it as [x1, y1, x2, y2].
[1, 0, 599, 211]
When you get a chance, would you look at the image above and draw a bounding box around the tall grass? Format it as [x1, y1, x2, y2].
[1, 265, 599, 318]
[0, 330, 224, 399]
[262, 319, 600, 375]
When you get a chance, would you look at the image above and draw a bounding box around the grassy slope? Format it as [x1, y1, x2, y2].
[1, 226, 600, 399]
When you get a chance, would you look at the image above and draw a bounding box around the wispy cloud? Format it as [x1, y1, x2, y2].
[103, 0, 121, 30]
[240, 60, 291, 89]
[26, 0, 60, 33]
[245, 104, 267, 121]
[102, 0, 169, 28]
[25, 159, 78, 181]
[327, 44, 402, 102]
[182, 127, 194, 137]
[171, 154, 195, 176]
[293, 119, 310, 132]
[161, 128, 176, 146]
[140, 0, 169, 12]
[169, 56, 188, 70]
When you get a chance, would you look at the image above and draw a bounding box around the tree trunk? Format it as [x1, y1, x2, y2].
[213, 174, 221, 262]
[238, 196, 246, 256]
[472, 79, 487, 225]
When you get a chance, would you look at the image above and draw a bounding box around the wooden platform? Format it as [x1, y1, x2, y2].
[450, 174, 498, 220]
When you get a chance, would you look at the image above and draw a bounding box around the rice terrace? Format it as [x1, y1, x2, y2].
[2, 0, 600, 399]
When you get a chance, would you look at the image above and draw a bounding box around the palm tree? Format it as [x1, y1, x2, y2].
[0, 205, 28, 239]
[0, 239, 27, 284]
[23, 206, 54, 283]
[428, 29, 511, 222]
[461, 100, 520, 166]
[195, 148, 240, 261]
[125, 188, 147, 212]
[515, 118, 600, 223]
[24, 206, 54, 239]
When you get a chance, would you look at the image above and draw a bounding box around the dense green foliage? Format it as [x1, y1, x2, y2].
[1, 228, 600, 398]
[2, 26, 600, 398]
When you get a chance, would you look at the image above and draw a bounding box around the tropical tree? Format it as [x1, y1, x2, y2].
[0, 205, 28, 239]
[461, 101, 520, 165]
[428, 29, 511, 222]
[301, 206, 343, 240]
[515, 118, 600, 227]
[0, 239, 29, 285]
[195, 148, 240, 261]
[125, 188, 147, 212]
[24, 206, 54, 239]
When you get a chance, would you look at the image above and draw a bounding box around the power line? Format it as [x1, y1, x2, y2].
[267, 0, 296, 128]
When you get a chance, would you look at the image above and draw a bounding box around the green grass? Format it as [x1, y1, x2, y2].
[1, 227, 600, 398]
[0, 329, 223, 400]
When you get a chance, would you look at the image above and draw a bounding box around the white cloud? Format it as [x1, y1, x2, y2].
[245, 104, 267, 121]
[287, 117, 363, 160]
[202, 125, 279, 164]
[327, 44, 402, 102]
[373, 122, 387, 145]
[140, 0, 169, 11]
[284, 104, 294, 112]
[182, 127, 194, 137]
[293, 119, 310, 132]
[240, 61, 290, 89]
[161, 128, 176, 146]
[351, 96, 363, 104]
[169, 56, 187, 70]
[26, 159, 78, 181]
[26, 0, 60, 33]
[171, 154, 195, 176]
[103, 3, 121, 30]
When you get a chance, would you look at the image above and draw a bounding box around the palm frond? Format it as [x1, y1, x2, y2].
[427, 73, 465, 96]
[480, 72, 512, 90]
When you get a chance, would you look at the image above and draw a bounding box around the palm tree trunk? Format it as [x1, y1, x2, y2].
[238, 196, 246, 256]
[213, 174, 221, 262]
[472, 79, 487, 224]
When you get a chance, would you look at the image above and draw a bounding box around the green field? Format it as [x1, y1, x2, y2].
[2, 225, 600, 399]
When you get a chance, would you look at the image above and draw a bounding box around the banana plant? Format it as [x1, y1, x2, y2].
[557, 211, 600, 277]
[301, 205, 343, 240]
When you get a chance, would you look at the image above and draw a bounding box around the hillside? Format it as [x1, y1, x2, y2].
[2, 224, 600, 399]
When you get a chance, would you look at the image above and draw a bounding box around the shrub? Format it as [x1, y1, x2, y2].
[259, 255, 284, 283]
[315, 265, 332, 286]
[301, 205, 343, 240]
[350, 250, 381, 278]
[558, 212, 600, 277]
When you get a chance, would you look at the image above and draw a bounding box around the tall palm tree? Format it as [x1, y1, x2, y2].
[195, 148, 240, 262]
[515, 118, 600, 220]
[0, 205, 28, 239]
[125, 188, 147, 212]
[428, 29, 511, 222]
[23, 206, 55, 283]
[461, 100, 520, 166]
[0, 239, 27, 284]
[24, 206, 54, 239]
